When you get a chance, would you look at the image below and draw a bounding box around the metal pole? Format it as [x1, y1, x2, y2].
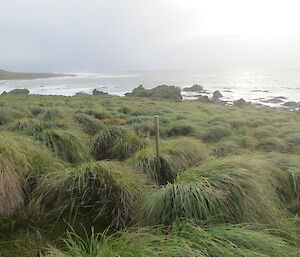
[154, 115, 160, 158]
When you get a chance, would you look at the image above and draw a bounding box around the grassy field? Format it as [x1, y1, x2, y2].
[0, 93, 300, 256]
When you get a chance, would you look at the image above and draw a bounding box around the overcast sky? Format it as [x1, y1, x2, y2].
[1, 0, 300, 72]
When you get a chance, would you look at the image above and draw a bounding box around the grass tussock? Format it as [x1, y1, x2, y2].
[201, 125, 231, 143]
[46, 222, 299, 257]
[74, 114, 104, 135]
[90, 127, 147, 160]
[131, 138, 208, 184]
[0, 132, 64, 217]
[135, 156, 283, 226]
[35, 129, 85, 163]
[33, 161, 147, 229]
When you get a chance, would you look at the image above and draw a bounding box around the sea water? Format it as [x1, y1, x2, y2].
[1, 68, 300, 108]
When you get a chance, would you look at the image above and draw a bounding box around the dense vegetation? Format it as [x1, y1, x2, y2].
[0, 93, 300, 256]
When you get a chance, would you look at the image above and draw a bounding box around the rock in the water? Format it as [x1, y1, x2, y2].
[126, 85, 182, 101]
[182, 84, 204, 92]
[8, 89, 30, 95]
[262, 97, 284, 104]
[212, 90, 222, 99]
[233, 98, 247, 106]
[197, 95, 212, 103]
[92, 89, 108, 95]
[283, 101, 299, 108]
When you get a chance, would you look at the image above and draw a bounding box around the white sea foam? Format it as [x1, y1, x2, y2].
[1, 69, 299, 108]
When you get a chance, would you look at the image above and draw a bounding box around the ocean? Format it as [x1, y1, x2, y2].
[1, 68, 300, 108]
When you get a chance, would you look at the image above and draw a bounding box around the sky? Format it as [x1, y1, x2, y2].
[1, 0, 300, 72]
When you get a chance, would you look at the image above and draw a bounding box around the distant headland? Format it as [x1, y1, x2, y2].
[0, 69, 74, 80]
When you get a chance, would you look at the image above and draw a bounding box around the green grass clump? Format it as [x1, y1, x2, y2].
[43, 109, 61, 120]
[6, 119, 33, 132]
[136, 156, 282, 226]
[201, 125, 231, 142]
[131, 138, 208, 184]
[263, 153, 300, 214]
[74, 114, 104, 135]
[255, 137, 287, 152]
[173, 222, 299, 257]
[46, 222, 298, 257]
[34, 161, 146, 228]
[90, 127, 147, 160]
[0, 132, 64, 218]
[0, 107, 24, 125]
[165, 124, 196, 137]
[211, 140, 240, 157]
[35, 129, 85, 163]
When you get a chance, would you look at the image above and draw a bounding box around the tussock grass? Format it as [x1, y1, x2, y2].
[43, 109, 61, 120]
[211, 140, 240, 157]
[35, 129, 85, 163]
[201, 125, 231, 142]
[90, 127, 147, 160]
[0, 107, 24, 125]
[165, 123, 196, 137]
[46, 222, 299, 257]
[263, 153, 300, 214]
[34, 161, 146, 228]
[131, 138, 208, 184]
[255, 137, 287, 152]
[74, 114, 104, 135]
[0, 132, 64, 217]
[136, 156, 283, 226]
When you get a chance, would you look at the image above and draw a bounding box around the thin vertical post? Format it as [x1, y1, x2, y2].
[154, 115, 160, 158]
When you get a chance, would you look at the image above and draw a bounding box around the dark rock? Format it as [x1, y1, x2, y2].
[262, 97, 284, 104]
[233, 98, 247, 106]
[212, 90, 223, 99]
[126, 85, 182, 101]
[283, 101, 299, 108]
[197, 95, 212, 103]
[8, 88, 30, 95]
[250, 90, 269, 93]
[92, 89, 108, 95]
[182, 84, 204, 92]
[75, 92, 88, 96]
[1, 91, 8, 95]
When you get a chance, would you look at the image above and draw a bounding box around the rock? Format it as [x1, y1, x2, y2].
[197, 95, 212, 103]
[283, 101, 299, 108]
[1, 91, 8, 95]
[126, 85, 182, 101]
[262, 97, 284, 104]
[92, 89, 108, 95]
[250, 89, 269, 93]
[8, 88, 29, 95]
[182, 84, 204, 92]
[212, 90, 223, 99]
[75, 92, 88, 96]
[233, 98, 247, 106]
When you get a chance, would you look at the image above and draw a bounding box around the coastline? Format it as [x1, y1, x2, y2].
[0, 69, 75, 80]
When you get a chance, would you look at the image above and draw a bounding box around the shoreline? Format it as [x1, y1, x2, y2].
[0, 69, 75, 80]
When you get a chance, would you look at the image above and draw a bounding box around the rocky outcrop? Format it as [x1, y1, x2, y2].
[283, 101, 300, 108]
[92, 89, 108, 95]
[8, 89, 30, 95]
[262, 97, 284, 104]
[212, 90, 222, 99]
[233, 98, 247, 106]
[182, 84, 204, 92]
[197, 95, 212, 103]
[125, 85, 182, 101]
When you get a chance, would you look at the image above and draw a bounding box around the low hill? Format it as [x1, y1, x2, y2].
[0, 69, 74, 80]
